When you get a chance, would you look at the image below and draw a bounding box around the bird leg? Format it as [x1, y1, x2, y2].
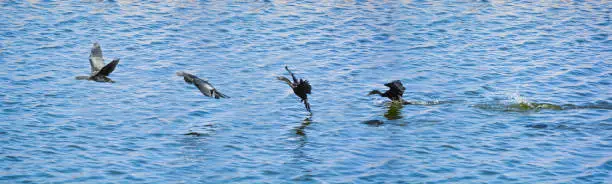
[303, 98, 311, 113]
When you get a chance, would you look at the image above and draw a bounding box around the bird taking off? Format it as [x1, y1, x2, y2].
[368, 80, 407, 103]
[277, 66, 312, 114]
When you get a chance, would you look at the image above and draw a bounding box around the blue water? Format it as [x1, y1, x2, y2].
[1, 0, 611, 183]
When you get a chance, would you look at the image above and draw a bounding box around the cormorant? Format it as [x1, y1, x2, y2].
[277, 66, 312, 113]
[76, 42, 120, 82]
[177, 72, 229, 99]
[368, 80, 409, 103]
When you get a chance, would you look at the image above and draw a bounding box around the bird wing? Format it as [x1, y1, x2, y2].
[285, 66, 298, 83]
[89, 43, 105, 74]
[94, 59, 119, 77]
[277, 76, 293, 87]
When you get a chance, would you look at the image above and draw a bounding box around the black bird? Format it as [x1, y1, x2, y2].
[368, 80, 407, 102]
[76, 42, 120, 82]
[177, 71, 229, 99]
[277, 66, 312, 113]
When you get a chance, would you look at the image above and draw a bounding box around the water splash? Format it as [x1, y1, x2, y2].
[472, 91, 607, 112]
[509, 90, 529, 105]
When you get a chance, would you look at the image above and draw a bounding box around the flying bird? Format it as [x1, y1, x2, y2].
[277, 66, 312, 113]
[177, 72, 229, 99]
[368, 80, 408, 103]
[76, 42, 120, 82]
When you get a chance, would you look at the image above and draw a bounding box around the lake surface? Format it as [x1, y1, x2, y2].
[1, 0, 611, 183]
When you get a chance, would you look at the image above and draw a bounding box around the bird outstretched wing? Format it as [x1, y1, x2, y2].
[285, 66, 298, 83]
[277, 76, 293, 87]
[89, 42, 105, 75]
[94, 59, 119, 77]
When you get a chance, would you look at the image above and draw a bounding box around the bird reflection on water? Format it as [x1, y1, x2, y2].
[384, 102, 404, 120]
[289, 117, 318, 181]
[295, 117, 311, 136]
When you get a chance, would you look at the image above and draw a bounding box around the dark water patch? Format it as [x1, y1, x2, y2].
[59, 125, 76, 132]
[526, 123, 548, 129]
[479, 170, 499, 176]
[290, 174, 315, 182]
[188, 110, 209, 117]
[590, 33, 608, 41]
[356, 38, 372, 44]
[3, 155, 26, 162]
[362, 120, 384, 126]
[409, 172, 429, 178]
[443, 175, 479, 182]
[261, 170, 280, 176]
[2, 108, 19, 113]
[124, 175, 146, 181]
[426, 167, 455, 174]
[497, 174, 519, 181]
[600, 159, 612, 170]
[184, 132, 208, 137]
[440, 144, 460, 151]
[106, 170, 126, 176]
[0, 174, 31, 181]
[64, 144, 87, 151]
[372, 33, 390, 41]
[222, 144, 243, 152]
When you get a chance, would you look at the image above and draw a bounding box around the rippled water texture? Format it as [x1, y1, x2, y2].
[1, 0, 611, 183]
